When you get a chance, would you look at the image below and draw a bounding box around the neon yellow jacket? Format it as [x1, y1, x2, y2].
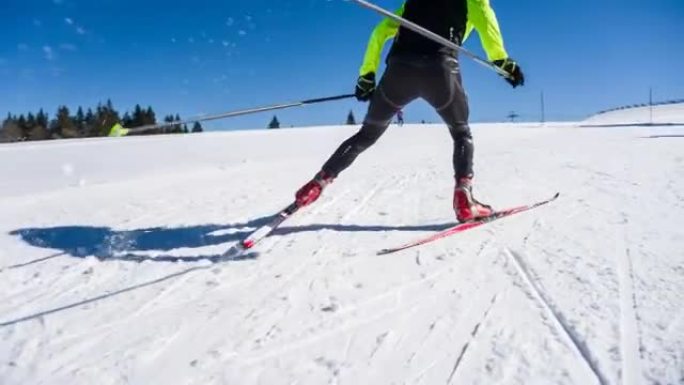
[107, 123, 130, 137]
[359, 0, 508, 75]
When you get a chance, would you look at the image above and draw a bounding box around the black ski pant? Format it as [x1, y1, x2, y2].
[322, 54, 474, 180]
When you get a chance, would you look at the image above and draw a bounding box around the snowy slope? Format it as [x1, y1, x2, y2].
[1, 123, 682, 385]
[584, 102, 684, 126]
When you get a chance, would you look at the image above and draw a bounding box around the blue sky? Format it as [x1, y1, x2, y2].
[2, 0, 683, 130]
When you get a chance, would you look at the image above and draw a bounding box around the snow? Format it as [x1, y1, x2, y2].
[584, 102, 684, 126]
[0, 121, 683, 385]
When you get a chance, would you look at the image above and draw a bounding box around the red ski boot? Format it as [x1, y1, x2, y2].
[453, 177, 493, 222]
[295, 171, 334, 207]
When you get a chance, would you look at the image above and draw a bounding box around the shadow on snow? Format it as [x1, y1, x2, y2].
[8, 217, 453, 267]
[0, 218, 451, 327]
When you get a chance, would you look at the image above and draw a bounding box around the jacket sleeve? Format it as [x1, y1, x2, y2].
[464, 0, 508, 61]
[359, 3, 405, 76]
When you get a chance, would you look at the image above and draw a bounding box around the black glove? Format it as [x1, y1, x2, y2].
[493, 58, 525, 88]
[355, 72, 376, 101]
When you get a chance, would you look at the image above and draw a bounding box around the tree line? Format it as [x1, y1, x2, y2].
[2, 104, 374, 142]
[0, 100, 203, 143]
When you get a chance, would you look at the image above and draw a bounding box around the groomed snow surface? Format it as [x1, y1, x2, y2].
[0, 121, 682, 385]
[584, 102, 684, 126]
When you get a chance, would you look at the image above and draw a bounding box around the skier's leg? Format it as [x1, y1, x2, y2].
[296, 61, 419, 207]
[319, 98, 395, 177]
[421, 57, 492, 221]
[322, 65, 419, 177]
[421, 57, 473, 179]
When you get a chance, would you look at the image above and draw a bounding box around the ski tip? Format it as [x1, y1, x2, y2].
[222, 244, 245, 260]
[377, 248, 399, 256]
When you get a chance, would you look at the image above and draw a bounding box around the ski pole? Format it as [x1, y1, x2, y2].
[119, 93, 355, 135]
[351, 0, 512, 79]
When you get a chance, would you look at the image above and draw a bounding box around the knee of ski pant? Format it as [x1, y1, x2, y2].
[353, 123, 386, 149]
[448, 123, 472, 141]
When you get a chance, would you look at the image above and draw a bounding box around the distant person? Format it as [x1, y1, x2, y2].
[295, 0, 524, 221]
[397, 110, 405, 126]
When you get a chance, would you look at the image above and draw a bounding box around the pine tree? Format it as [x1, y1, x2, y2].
[174, 114, 183, 133]
[192, 122, 203, 133]
[163, 114, 174, 133]
[144, 106, 156, 126]
[25, 113, 36, 139]
[33, 109, 50, 140]
[1, 122, 22, 142]
[346, 110, 356, 125]
[0, 114, 22, 142]
[84, 108, 96, 137]
[93, 101, 120, 136]
[29, 124, 50, 140]
[55, 106, 78, 138]
[75, 106, 85, 135]
[122, 112, 133, 128]
[268, 115, 280, 129]
[15, 115, 29, 140]
[163, 114, 182, 134]
[26, 113, 36, 129]
[93, 103, 106, 135]
[23, 112, 48, 140]
[132, 106, 157, 135]
[107, 102, 121, 133]
[36, 109, 48, 129]
[131, 105, 144, 128]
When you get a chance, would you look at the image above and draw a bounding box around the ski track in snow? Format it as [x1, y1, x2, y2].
[232, 176, 421, 363]
[446, 292, 499, 384]
[617, 246, 642, 385]
[1, 122, 682, 384]
[505, 248, 608, 385]
[612, 165, 644, 385]
[229, 179, 392, 358]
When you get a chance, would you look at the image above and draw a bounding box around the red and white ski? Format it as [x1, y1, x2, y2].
[222, 202, 300, 259]
[377, 193, 560, 255]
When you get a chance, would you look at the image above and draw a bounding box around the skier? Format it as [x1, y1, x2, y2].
[295, 0, 524, 222]
[397, 110, 404, 126]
